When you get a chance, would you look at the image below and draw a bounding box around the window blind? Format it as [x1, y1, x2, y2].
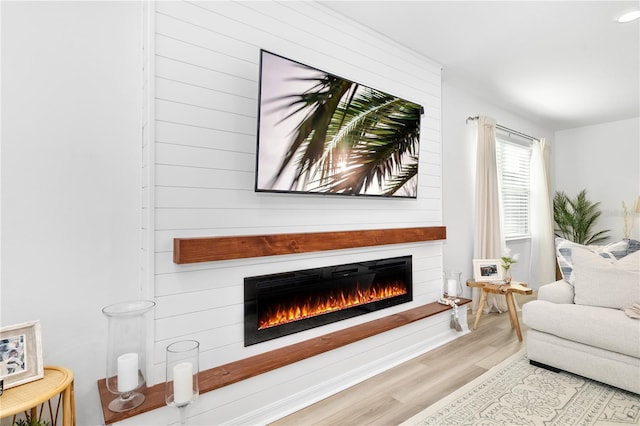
[496, 136, 532, 239]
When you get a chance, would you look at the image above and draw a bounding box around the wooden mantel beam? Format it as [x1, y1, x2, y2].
[173, 226, 446, 264]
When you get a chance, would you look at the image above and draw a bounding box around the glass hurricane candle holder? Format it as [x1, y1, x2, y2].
[166, 340, 200, 425]
[102, 300, 155, 412]
[444, 271, 462, 299]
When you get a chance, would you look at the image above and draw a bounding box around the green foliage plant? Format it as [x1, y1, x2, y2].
[15, 416, 50, 426]
[501, 252, 519, 272]
[553, 189, 610, 245]
[270, 73, 421, 196]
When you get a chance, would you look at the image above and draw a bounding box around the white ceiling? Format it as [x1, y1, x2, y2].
[321, 1, 640, 131]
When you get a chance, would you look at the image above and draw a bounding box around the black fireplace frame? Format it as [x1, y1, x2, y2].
[244, 255, 413, 346]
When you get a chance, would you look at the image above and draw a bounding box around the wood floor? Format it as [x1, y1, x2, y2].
[271, 293, 536, 426]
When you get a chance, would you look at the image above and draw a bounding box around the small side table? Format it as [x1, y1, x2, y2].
[466, 280, 532, 341]
[0, 366, 75, 426]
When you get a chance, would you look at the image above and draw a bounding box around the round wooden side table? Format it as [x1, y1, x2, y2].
[0, 366, 75, 426]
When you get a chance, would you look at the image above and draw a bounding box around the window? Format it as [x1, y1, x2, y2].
[496, 134, 532, 239]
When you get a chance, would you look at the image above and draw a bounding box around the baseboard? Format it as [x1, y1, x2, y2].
[231, 327, 469, 425]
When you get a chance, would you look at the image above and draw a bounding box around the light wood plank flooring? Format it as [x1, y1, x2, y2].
[272, 293, 536, 425]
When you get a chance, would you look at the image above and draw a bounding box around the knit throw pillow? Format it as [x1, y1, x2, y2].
[627, 239, 640, 256]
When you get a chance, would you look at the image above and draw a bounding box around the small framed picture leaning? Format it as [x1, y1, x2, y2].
[472, 259, 504, 282]
[0, 320, 44, 389]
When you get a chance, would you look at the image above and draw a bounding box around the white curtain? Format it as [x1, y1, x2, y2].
[472, 116, 508, 313]
[529, 138, 556, 287]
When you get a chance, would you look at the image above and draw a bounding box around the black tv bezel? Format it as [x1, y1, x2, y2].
[254, 49, 424, 199]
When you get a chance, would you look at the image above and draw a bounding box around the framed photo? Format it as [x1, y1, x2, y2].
[0, 320, 44, 389]
[472, 259, 504, 282]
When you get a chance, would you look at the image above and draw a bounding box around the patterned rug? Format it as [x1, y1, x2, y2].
[400, 350, 640, 425]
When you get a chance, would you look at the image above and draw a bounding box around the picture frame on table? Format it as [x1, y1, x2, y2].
[0, 320, 44, 389]
[472, 259, 504, 282]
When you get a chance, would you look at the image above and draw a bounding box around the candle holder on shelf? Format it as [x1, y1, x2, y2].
[102, 300, 155, 412]
[443, 271, 463, 299]
[165, 340, 200, 425]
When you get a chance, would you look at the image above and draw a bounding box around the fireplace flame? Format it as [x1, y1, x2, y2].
[258, 281, 407, 330]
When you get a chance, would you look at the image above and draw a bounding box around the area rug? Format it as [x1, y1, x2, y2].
[400, 350, 640, 425]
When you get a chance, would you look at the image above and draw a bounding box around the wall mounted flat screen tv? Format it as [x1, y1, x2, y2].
[255, 50, 423, 198]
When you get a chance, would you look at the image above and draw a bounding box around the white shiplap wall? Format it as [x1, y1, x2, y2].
[129, 1, 452, 424]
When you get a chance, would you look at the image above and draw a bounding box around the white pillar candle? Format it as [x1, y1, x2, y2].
[173, 362, 193, 404]
[117, 352, 139, 392]
[447, 279, 458, 297]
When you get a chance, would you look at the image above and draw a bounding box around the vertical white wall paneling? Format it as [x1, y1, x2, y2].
[141, 0, 159, 394]
[136, 1, 446, 423]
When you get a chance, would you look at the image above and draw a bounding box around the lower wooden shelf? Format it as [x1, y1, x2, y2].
[98, 298, 470, 424]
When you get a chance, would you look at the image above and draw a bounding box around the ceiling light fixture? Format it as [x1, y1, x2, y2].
[616, 10, 640, 23]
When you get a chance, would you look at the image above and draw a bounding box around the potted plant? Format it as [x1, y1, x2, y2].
[15, 416, 50, 426]
[553, 189, 610, 245]
[501, 249, 519, 283]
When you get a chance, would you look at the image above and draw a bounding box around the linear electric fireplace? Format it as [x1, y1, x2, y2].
[244, 256, 413, 346]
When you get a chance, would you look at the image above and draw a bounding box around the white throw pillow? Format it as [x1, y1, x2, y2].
[572, 248, 640, 309]
[555, 238, 629, 284]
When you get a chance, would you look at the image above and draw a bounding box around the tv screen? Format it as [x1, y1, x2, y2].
[255, 50, 423, 198]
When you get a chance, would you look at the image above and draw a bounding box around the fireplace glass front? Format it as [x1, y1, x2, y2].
[244, 255, 413, 346]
